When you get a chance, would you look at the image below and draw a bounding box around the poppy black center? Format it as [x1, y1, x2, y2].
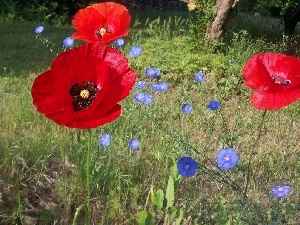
[272, 77, 291, 86]
[69, 81, 98, 111]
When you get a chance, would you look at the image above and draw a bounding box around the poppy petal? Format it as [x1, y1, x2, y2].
[31, 44, 136, 129]
[243, 54, 274, 90]
[243, 53, 300, 110]
[251, 88, 300, 110]
[72, 3, 130, 44]
[99, 69, 136, 111]
[72, 7, 105, 43]
[65, 104, 122, 129]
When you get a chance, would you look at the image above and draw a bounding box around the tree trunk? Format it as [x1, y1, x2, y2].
[205, 0, 242, 42]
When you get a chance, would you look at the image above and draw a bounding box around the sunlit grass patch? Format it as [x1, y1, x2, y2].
[1, 10, 300, 224]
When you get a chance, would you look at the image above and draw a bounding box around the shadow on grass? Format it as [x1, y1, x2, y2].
[0, 21, 74, 77]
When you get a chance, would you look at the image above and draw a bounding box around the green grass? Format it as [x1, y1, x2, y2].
[1, 9, 300, 224]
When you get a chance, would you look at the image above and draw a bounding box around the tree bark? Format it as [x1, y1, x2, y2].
[205, 0, 242, 42]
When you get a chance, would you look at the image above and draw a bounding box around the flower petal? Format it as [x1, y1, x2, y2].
[31, 43, 136, 129]
[243, 54, 275, 90]
[72, 2, 130, 44]
[251, 88, 300, 110]
[65, 104, 121, 128]
[72, 7, 105, 43]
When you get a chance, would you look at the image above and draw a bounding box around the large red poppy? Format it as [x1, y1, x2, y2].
[72, 2, 130, 44]
[242, 53, 300, 110]
[31, 43, 136, 129]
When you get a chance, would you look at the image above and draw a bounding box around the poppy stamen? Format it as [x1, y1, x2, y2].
[96, 27, 107, 39]
[69, 81, 99, 111]
[80, 90, 90, 99]
[272, 77, 291, 86]
[272, 77, 281, 84]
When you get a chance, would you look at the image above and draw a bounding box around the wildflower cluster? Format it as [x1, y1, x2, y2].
[30, 3, 297, 224]
[32, 2, 136, 129]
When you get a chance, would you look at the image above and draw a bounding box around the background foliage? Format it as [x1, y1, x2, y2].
[2, 0, 300, 25]
[1, 0, 300, 224]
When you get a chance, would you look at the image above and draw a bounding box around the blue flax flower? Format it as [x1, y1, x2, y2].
[146, 67, 161, 78]
[129, 139, 140, 150]
[157, 82, 168, 92]
[62, 36, 74, 47]
[129, 46, 142, 58]
[194, 71, 204, 83]
[151, 83, 160, 91]
[99, 133, 111, 147]
[216, 148, 239, 170]
[34, 25, 44, 34]
[135, 80, 147, 89]
[134, 92, 153, 105]
[272, 185, 291, 198]
[115, 38, 125, 47]
[207, 100, 221, 111]
[181, 103, 192, 114]
[143, 94, 153, 105]
[151, 82, 168, 93]
[177, 156, 198, 177]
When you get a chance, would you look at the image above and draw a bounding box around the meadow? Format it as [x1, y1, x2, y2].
[1, 8, 300, 225]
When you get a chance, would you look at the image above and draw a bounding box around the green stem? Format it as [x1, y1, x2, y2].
[86, 129, 92, 225]
[244, 110, 267, 197]
[101, 146, 112, 225]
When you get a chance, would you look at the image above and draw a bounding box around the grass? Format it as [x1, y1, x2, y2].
[1, 9, 300, 224]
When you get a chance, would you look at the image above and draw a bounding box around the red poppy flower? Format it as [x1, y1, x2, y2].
[72, 2, 130, 44]
[31, 43, 136, 129]
[242, 53, 300, 110]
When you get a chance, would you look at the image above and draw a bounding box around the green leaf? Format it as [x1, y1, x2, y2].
[176, 209, 184, 225]
[137, 210, 153, 225]
[217, 198, 230, 225]
[169, 209, 178, 222]
[152, 189, 164, 211]
[166, 176, 174, 208]
[169, 155, 181, 191]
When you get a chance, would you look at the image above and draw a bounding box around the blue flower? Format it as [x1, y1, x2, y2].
[135, 80, 147, 89]
[134, 92, 145, 102]
[216, 148, 239, 170]
[155, 69, 161, 77]
[194, 71, 204, 83]
[62, 36, 74, 47]
[34, 25, 44, 34]
[151, 83, 160, 91]
[134, 92, 153, 105]
[99, 133, 111, 147]
[272, 185, 291, 198]
[145, 67, 161, 78]
[143, 93, 153, 105]
[158, 82, 168, 92]
[129, 139, 140, 150]
[151, 82, 168, 93]
[146, 68, 156, 77]
[115, 38, 125, 47]
[129, 46, 142, 58]
[207, 100, 221, 111]
[181, 103, 192, 114]
[177, 156, 198, 177]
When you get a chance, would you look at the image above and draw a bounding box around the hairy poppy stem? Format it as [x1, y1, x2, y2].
[244, 110, 267, 198]
[86, 129, 92, 225]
